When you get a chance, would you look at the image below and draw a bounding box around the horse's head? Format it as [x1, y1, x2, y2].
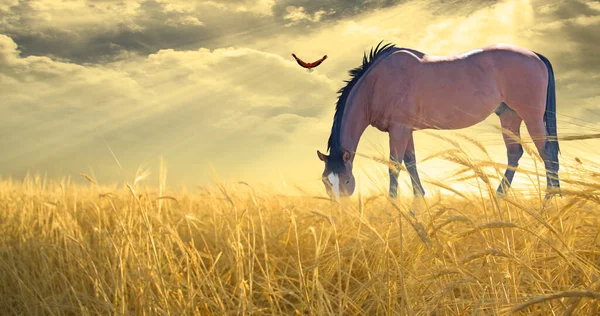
[317, 150, 356, 199]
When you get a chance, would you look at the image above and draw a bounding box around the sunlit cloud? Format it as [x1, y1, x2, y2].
[0, 34, 338, 187]
[283, 6, 336, 26]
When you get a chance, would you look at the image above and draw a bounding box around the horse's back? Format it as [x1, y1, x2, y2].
[412, 44, 548, 129]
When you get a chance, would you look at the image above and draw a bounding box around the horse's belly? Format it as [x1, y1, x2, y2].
[416, 90, 501, 130]
[412, 77, 501, 128]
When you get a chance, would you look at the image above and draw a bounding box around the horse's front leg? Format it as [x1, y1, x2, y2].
[388, 123, 412, 199]
[404, 135, 425, 197]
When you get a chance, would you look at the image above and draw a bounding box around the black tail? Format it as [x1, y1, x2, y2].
[535, 52, 560, 185]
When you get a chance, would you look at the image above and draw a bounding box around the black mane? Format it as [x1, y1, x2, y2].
[326, 41, 399, 172]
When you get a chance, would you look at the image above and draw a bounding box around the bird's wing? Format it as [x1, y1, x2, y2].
[292, 53, 310, 68]
[306, 55, 328, 68]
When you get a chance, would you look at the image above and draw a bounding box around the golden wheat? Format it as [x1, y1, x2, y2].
[1, 149, 600, 315]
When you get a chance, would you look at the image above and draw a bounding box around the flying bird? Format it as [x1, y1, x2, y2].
[292, 53, 327, 72]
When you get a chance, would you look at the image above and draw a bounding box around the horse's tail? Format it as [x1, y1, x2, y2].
[535, 52, 560, 173]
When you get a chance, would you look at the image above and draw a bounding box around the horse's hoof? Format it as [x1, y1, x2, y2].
[544, 188, 562, 202]
[543, 192, 562, 207]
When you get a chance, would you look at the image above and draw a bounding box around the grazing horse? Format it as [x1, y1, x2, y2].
[317, 41, 560, 201]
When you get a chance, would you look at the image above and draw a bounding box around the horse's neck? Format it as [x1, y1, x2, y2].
[338, 48, 406, 155]
[340, 85, 370, 155]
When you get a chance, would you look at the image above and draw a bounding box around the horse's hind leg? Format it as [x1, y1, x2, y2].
[523, 118, 560, 196]
[496, 106, 524, 197]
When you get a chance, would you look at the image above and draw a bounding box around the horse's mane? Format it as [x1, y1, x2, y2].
[326, 41, 400, 172]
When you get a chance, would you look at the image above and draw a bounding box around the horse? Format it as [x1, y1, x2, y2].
[317, 41, 560, 201]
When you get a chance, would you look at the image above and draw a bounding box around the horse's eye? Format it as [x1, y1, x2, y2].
[345, 180, 350, 185]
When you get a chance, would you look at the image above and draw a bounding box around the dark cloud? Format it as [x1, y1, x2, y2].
[529, 1, 600, 76]
[272, 0, 400, 23]
[542, 0, 600, 20]
[0, 0, 275, 63]
[517, 0, 600, 125]
[425, 0, 499, 15]
[271, 0, 499, 27]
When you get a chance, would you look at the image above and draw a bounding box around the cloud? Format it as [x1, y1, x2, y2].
[232, 0, 275, 15]
[0, 0, 17, 11]
[165, 15, 204, 27]
[272, 0, 401, 25]
[272, 0, 499, 28]
[0, 34, 337, 185]
[283, 6, 336, 25]
[0, 0, 279, 63]
[0, 33, 18, 62]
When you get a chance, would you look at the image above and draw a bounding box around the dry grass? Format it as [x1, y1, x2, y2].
[1, 149, 600, 315]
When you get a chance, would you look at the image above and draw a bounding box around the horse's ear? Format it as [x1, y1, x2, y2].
[343, 151, 353, 163]
[317, 150, 328, 162]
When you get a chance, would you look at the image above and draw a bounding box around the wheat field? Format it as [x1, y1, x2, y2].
[1, 147, 600, 315]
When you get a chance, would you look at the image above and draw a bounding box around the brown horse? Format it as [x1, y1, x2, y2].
[317, 41, 559, 200]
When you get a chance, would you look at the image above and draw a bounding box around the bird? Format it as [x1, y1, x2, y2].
[291, 53, 327, 72]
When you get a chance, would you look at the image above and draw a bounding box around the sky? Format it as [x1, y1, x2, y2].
[1, 0, 599, 196]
